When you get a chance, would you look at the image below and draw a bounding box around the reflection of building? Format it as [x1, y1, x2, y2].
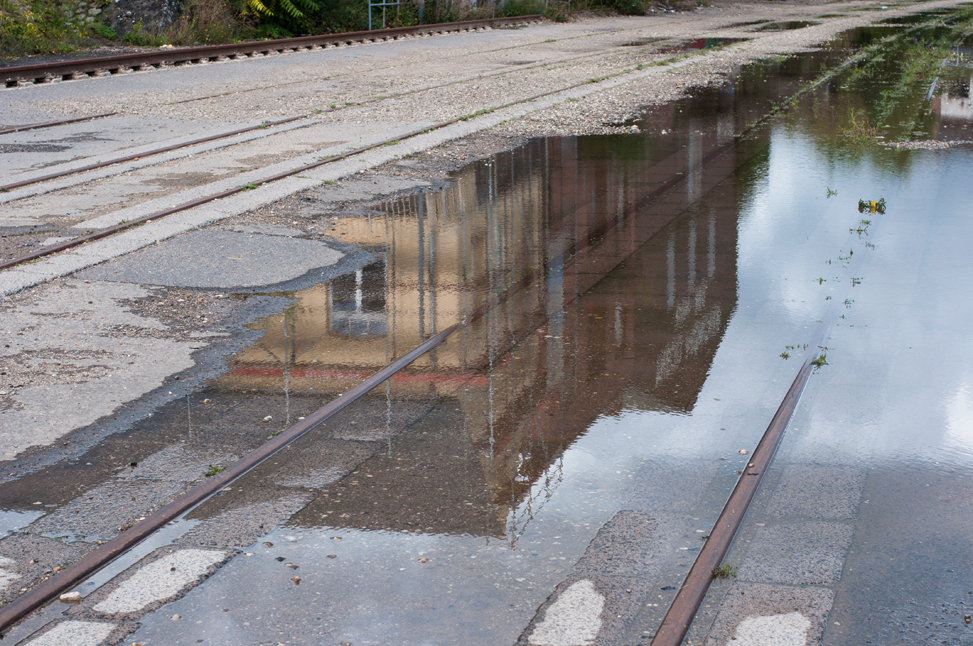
[933, 73, 973, 121]
[221, 130, 743, 539]
[329, 262, 388, 337]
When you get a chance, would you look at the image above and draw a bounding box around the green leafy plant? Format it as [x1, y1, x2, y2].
[245, 0, 321, 21]
[857, 198, 886, 214]
[91, 23, 116, 40]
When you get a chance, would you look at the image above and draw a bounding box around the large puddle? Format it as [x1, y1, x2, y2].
[4, 8, 973, 645]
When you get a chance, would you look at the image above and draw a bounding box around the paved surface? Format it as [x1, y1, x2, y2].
[0, 3, 971, 646]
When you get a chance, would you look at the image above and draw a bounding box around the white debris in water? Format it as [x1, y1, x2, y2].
[94, 549, 226, 614]
[529, 579, 604, 646]
[0, 556, 20, 592]
[732, 611, 811, 646]
[23, 621, 115, 646]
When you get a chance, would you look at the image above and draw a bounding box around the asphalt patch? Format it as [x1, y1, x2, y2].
[77, 230, 346, 289]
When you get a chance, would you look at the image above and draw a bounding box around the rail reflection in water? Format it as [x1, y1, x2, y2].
[213, 131, 740, 541]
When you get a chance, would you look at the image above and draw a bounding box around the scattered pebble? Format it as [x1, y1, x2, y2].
[58, 591, 81, 603]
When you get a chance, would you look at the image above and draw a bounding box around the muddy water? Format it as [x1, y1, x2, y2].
[22, 12, 973, 646]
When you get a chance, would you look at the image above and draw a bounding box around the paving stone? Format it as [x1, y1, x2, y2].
[519, 574, 653, 646]
[625, 459, 719, 513]
[737, 522, 854, 585]
[90, 548, 230, 616]
[115, 444, 238, 483]
[177, 490, 312, 548]
[704, 582, 833, 646]
[0, 533, 89, 604]
[29, 480, 186, 541]
[16, 620, 115, 646]
[528, 579, 604, 646]
[574, 510, 659, 577]
[765, 465, 865, 520]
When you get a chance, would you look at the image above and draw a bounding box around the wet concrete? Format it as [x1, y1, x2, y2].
[2, 8, 973, 646]
[102, 25, 878, 646]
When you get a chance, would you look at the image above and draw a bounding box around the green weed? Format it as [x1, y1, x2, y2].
[205, 464, 226, 477]
[713, 564, 737, 580]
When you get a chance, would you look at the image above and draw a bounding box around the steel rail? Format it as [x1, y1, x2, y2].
[1, 15, 542, 87]
[0, 112, 116, 136]
[0, 115, 305, 193]
[0, 320, 461, 636]
[646, 41, 893, 646]
[0, 99, 759, 635]
[648, 315, 834, 646]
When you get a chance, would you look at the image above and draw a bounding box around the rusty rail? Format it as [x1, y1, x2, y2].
[0, 113, 116, 136]
[0, 115, 305, 193]
[1, 15, 542, 87]
[649, 315, 834, 646]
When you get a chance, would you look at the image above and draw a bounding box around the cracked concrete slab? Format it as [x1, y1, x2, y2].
[0, 279, 198, 461]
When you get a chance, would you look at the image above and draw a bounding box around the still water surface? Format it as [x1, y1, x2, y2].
[127, 15, 973, 645]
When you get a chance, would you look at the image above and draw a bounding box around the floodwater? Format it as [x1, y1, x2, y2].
[8, 9, 973, 646]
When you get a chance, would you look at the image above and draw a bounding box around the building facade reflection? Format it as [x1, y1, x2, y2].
[220, 130, 743, 539]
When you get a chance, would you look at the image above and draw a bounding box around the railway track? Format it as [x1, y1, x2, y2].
[0, 15, 543, 88]
[0, 44, 645, 196]
[0, 17, 714, 274]
[0, 5, 959, 642]
[0, 36, 874, 634]
[0, 81, 766, 636]
[0, 56, 689, 271]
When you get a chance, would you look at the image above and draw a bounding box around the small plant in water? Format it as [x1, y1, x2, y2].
[826, 186, 838, 198]
[780, 351, 790, 360]
[713, 564, 737, 580]
[858, 198, 886, 214]
[205, 464, 226, 477]
[811, 354, 828, 368]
